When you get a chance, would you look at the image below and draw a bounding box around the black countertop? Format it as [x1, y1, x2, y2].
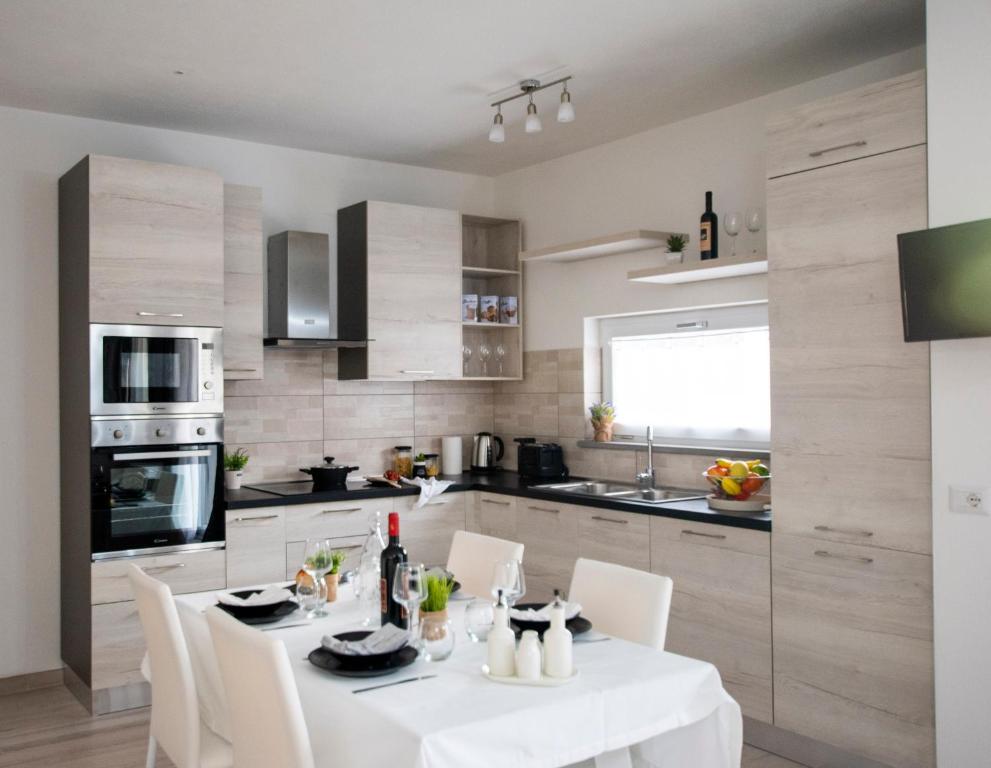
[227, 471, 771, 532]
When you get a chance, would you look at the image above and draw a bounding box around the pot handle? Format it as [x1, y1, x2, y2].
[299, 467, 313, 475]
[347, 466, 360, 472]
[494, 436, 505, 462]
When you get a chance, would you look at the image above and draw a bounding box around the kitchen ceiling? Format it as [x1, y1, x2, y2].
[0, 0, 924, 176]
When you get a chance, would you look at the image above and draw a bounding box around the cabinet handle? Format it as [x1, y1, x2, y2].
[482, 499, 511, 506]
[527, 505, 560, 514]
[591, 515, 628, 525]
[322, 507, 363, 514]
[136, 311, 184, 318]
[808, 140, 867, 158]
[226, 368, 259, 373]
[814, 524, 874, 538]
[233, 514, 279, 523]
[401, 370, 435, 375]
[142, 563, 186, 573]
[814, 549, 874, 565]
[681, 529, 726, 540]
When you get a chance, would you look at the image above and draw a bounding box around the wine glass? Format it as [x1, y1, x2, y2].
[478, 343, 492, 377]
[392, 562, 427, 640]
[724, 212, 741, 258]
[491, 559, 526, 606]
[302, 538, 333, 618]
[746, 207, 763, 255]
[494, 343, 507, 377]
[462, 344, 472, 376]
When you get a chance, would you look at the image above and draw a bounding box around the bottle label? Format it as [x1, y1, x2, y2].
[380, 577, 387, 614]
[700, 221, 711, 253]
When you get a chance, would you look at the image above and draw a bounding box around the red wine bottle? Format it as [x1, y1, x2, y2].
[700, 191, 719, 260]
[380, 512, 408, 628]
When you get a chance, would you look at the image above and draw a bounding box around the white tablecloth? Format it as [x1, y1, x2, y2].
[175, 588, 742, 768]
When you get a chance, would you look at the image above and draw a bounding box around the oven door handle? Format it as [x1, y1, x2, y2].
[113, 449, 213, 461]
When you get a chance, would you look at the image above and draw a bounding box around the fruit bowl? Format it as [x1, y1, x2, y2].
[702, 459, 770, 502]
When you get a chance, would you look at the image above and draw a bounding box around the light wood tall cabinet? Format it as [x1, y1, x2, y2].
[767, 70, 933, 767]
[223, 184, 264, 380]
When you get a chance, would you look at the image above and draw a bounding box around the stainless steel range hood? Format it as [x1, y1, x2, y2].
[264, 230, 366, 349]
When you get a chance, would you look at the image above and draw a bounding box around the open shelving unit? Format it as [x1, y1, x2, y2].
[520, 229, 687, 263]
[627, 252, 767, 284]
[461, 214, 523, 380]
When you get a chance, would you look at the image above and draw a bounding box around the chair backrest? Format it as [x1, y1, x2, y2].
[446, 529, 525, 599]
[205, 606, 315, 768]
[567, 558, 673, 650]
[127, 564, 202, 768]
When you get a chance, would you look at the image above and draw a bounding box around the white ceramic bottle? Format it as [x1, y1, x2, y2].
[543, 590, 573, 679]
[487, 590, 516, 677]
[516, 630, 543, 681]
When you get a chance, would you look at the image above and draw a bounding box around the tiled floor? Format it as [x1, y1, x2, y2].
[0, 683, 808, 767]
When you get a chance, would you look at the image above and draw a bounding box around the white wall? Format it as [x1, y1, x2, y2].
[494, 47, 925, 351]
[0, 107, 494, 678]
[926, 2, 991, 764]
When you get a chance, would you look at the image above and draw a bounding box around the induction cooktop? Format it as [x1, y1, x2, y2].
[243, 480, 368, 497]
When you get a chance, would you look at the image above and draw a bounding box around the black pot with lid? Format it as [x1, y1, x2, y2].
[299, 457, 360, 491]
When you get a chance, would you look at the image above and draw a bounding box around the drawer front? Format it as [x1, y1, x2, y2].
[91, 548, 226, 605]
[517, 500, 578, 603]
[92, 600, 146, 690]
[286, 535, 365, 581]
[772, 533, 934, 767]
[397, 494, 466, 567]
[467, 492, 518, 541]
[226, 508, 286, 588]
[766, 70, 925, 178]
[577, 507, 650, 572]
[650, 516, 772, 723]
[284, 498, 394, 542]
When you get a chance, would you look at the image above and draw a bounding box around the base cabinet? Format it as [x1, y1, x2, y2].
[516, 499, 579, 603]
[226, 508, 286, 588]
[399, 494, 466, 567]
[467, 492, 519, 541]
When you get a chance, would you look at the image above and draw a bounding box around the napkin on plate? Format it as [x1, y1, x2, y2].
[216, 586, 294, 608]
[510, 601, 583, 622]
[322, 623, 408, 656]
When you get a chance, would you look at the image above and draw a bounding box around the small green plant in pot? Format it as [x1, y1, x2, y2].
[666, 234, 688, 263]
[589, 401, 616, 442]
[223, 448, 249, 490]
[322, 550, 348, 603]
[420, 572, 457, 658]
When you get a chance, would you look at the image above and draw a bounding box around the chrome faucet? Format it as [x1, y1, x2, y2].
[636, 425, 655, 489]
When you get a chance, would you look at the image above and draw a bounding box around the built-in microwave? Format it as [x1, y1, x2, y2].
[89, 324, 223, 417]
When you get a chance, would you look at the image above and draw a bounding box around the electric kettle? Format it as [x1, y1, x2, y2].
[471, 432, 504, 472]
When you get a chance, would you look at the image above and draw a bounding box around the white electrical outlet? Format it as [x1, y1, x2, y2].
[949, 486, 990, 515]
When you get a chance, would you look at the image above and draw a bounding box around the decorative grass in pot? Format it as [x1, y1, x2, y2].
[223, 448, 249, 490]
[323, 550, 348, 603]
[589, 402, 616, 442]
[419, 572, 457, 660]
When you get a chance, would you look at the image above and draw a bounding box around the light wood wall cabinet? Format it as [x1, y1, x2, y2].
[650, 517, 773, 724]
[83, 155, 224, 326]
[767, 71, 933, 766]
[226, 508, 286, 587]
[223, 184, 264, 380]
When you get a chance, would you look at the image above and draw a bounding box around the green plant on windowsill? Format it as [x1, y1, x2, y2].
[421, 572, 456, 613]
[666, 234, 687, 253]
[223, 448, 249, 472]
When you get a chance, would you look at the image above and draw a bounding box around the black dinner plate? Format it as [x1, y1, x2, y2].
[510, 602, 592, 639]
[308, 642, 418, 678]
[217, 599, 299, 624]
[321, 630, 409, 669]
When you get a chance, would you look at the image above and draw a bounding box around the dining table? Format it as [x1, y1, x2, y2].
[173, 584, 743, 768]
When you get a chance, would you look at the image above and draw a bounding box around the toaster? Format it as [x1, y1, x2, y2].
[515, 438, 569, 480]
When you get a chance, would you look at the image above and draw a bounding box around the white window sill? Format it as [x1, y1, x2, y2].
[576, 439, 770, 460]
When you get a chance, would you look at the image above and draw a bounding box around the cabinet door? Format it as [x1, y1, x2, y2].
[773, 534, 934, 767]
[576, 507, 650, 571]
[365, 202, 461, 380]
[650, 516, 773, 723]
[88, 155, 224, 327]
[91, 548, 226, 605]
[223, 184, 264, 380]
[467, 492, 518, 540]
[226, 507, 286, 588]
[92, 600, 146, 691]
[398, 493, 466, 567]
[516, 499, 578, 604]
[285, 498, 394, 542]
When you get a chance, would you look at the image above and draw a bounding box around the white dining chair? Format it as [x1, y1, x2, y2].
[127, 565, 233, 768]
[205, 606, 316, 768]
[568, 558, 674, 650]
[446, 529, 525, 598]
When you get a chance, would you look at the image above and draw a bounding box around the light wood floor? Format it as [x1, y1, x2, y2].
[0, 684, 807, 767]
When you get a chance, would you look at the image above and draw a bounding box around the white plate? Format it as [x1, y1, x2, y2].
[706, 494, 771, 513]
[481, 664, 580, 687]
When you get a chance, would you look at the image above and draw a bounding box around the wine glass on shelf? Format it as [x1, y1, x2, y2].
[392, 562, 428, 642]
[478, 343, 492, 377]
[746, 207, 763, 256]
[724, 212, 741, 258]
[491, 559, 526, 607]
[494, 343, 507, 377]
[462, 344, 473, 377]
[302, 538, 333, 618]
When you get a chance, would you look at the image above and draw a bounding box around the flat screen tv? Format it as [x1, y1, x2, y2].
[898, 217, 991, 342]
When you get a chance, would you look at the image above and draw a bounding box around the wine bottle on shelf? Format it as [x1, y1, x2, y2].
[700, 190, 719, 260]
[379, 512, 409, 628]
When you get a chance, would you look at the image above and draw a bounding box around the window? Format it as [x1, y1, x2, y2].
[601, 303, 770, 448]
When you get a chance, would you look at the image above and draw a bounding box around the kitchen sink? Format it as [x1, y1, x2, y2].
[530, 480, 706, 505]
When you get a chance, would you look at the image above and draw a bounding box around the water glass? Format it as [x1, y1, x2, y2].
[302, 538, 333, 618]
[464, 598, 495, 642]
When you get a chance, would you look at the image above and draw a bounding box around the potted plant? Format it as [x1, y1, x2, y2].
[665, 233, 688, 263]
[323, 550, 348, 603]
[223, 448, 249, 490]
[589, 401, 616, 442]
[419, 571, 456, 660]
[413, 452, 428, 479]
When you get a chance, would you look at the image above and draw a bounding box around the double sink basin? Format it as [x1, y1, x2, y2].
[530, 480, 706, 505]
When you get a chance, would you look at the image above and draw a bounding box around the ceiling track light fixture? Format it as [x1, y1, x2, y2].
[487, 76, 574, 143]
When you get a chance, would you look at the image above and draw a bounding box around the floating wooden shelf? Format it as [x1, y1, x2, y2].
[521, 229, 686, 263]
[461, 376, 520, 381]
[462, 266, 520, 278]
[628, 253, 768, 284]
[462, 322, 521, 329]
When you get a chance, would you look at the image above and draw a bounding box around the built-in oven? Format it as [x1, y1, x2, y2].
[90, 417, 225, 559]
[89, 323, 223, 417]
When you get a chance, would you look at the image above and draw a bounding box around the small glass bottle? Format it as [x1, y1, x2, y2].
[393, 445, 413, 479]
[356, 511, 386, 626]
